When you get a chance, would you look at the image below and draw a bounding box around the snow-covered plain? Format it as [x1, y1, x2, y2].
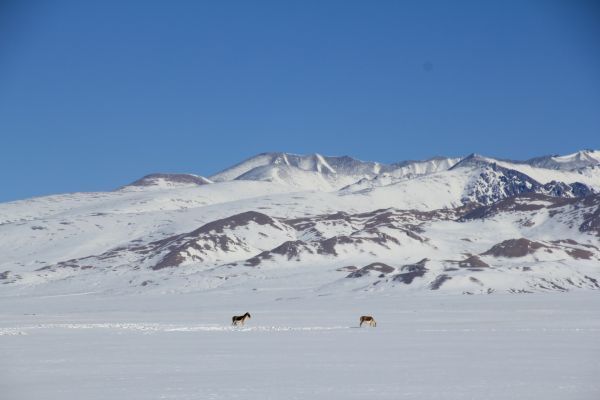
[1, 290, 599, 400]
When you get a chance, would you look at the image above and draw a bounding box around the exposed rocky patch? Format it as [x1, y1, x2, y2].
[152, 234, 250, 270]
[245, 240, 311, 266]
[551, 239, 599, 251]
[430, 274, 452, 290]
[188, 211, 284, 236]
[316, 236, 356, 256]
[0, 270, 21, 284]
[454, 156, 594, 206]
[482, 239, 548, 258]
[458, 255, 490, 269]
[36, 259, 95, 271]
[551, 239, 598, 260]
[346, 263, 395, 278]
[469, 276, 484, 286]
[579, 200, 600, 236]
[286, 207, 467, 239]
[585, 276, 600, 288]
[564, 248, 594, 260]
[392, 258, 428, 284]
[316, 232, 407, 256]
[460, 194, 575, 221]
[148, 211, 294, 269]
[544, 181, 594, 198]
[480, 237, 598, 260]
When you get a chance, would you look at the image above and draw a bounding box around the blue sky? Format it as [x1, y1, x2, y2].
[1, 0, 599, 202]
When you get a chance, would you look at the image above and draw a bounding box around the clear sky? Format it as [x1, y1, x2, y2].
[1, 0, 599, 202]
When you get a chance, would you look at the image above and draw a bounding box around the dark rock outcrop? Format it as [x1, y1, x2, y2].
[190, 211, 283, 236]
[458, 255, 490, 269]
[482, 238, 547, 258]
[430, 274, 452, 290]
[347, 262, 395, 278]
[392, 258, 428, 284]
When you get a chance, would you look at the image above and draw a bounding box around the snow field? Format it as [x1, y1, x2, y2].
[1, 291, 599, 400]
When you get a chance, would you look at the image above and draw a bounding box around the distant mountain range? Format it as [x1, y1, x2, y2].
[1, 149, 599, 295]
[125, 150, 600, 193]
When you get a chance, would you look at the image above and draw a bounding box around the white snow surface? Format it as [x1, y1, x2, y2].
[1, 290, 599, 400]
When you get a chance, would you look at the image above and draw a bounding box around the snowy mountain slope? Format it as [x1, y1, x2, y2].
[340, 157, 594, 210]
[3, 192, 599, 295]
[0, 180, 301, 225]
[187, 150, 600, 194]
[123, 173, 213, 188]
[1, 149, 599, 296]
[526, 149, 600, 170]
[488, 160, 600, 190]
[340, 156, 461, 191]
[447, 152, 600, 190]
[210, 152, 461, 191]
[0, 181, 318, 272]
[210, 152, 380, 182]
[452, 155, 594, 203]
[233, 164, 345, 191]
[341, 152, 600, 195]
[209, 153, 376, 191]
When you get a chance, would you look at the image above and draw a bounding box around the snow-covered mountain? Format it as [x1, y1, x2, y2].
[210, 152, 461, 191]
[124, 173, 213, 188]
[1, 149, 599, 295]
[525, 149, 600, 170]
[210, 153, 381, 182]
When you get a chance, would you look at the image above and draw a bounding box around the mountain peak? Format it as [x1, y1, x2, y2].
[122, 173, 213, 189]
[450, 153, 494, 170]
[526, 149, 600, 170]
[209, 152, 372, 185]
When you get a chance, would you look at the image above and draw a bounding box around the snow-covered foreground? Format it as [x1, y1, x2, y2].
[2, 290, 599, 399]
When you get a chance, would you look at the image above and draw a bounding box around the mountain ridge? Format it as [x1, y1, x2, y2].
[119, 150, 600, 193]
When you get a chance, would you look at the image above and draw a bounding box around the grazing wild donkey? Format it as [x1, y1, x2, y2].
[359, 315, 377, 327]
[232, 312, 251, 326]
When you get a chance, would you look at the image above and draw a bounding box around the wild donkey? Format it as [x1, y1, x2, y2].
[359, 315, 377, 327]
[232, 312, 251, 326]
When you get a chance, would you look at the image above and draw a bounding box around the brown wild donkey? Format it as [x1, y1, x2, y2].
[359, 315, 377, 327]
[232, 312, 251, 326]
